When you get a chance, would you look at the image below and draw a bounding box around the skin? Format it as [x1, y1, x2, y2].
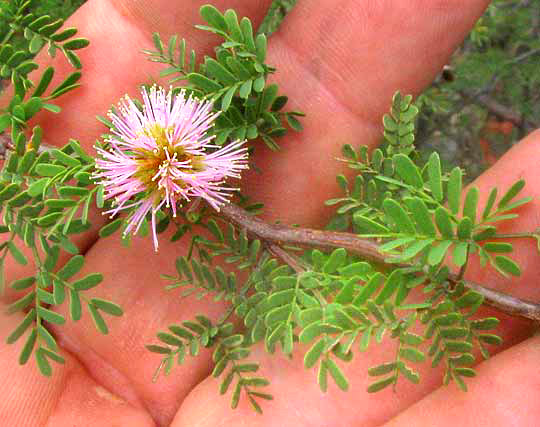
[1, 0, 539, 425]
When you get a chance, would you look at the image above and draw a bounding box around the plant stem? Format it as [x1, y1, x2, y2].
[220, 203, 540, 323]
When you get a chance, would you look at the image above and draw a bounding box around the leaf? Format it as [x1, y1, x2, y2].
[452, 242, 469, 267]
[493, 255, 521, 277]
[35, 163, 66, 176]
[35, 348, 52, 376]
[205, 58, 237, 85]
[50, 27, 78, 42]
[335, 280, 356, 305]
[463, 187, 479, 223]
[427, 152, 443, 201]
[19, 328, 37, 365]
[483, 242, 512, 253]
[397, 361, 420, 384]
[51, 149, 80, 167]
[88, 303, 109, 334]
[393, 154, 423, 188]
[470, 318, 499, 330]
[434, 207, 454, 238]
[69, 289, 82, 322]
[6, 309, 36, 344]
[0, 183, 20, 201]
[259, 84, 278, 112]
[37, 307, 65, 325]
[498, 179, 525, 208]
[338, 262, 372, 277]
[32, 66, 54, 97]
[255, 33, 267, 63]
[304, 338, 325, 369]
[433, 313, 461, 327]
[53, 280, 65, 305]
[399, 239, 433, 261]
[231, 381, 242, 409]
[10, 276, 36, 291]
[382, 199, 415, 234]
[405, 198, 436, 237]
[367, 376, 395, 393]
[482, 187, 498, 219]
[44, 199, 77, 209]
[37, 325, 58, 350]
[457, 217, 472, 239]
[444, 340, 473, 353]
[200, 4, 227, 32]
[8, 242, 27, 265]
[187, 73, 222, 92]
[63, 38, 90, 50]
[323, 248, 347, 274]
[23, 97, 43, 119]
[99, 218, 123, 238]
[58, 186, 89, 197]
[326, 358, 349, 391]
[440, 327, 468, 339]
[352, 213, 389, 234]
[477, 334, 502, 345]
[318, 359, 328, 392]
[240, 17, 256, 51]
[90, 298, 123, 316]
[353, 273, 385, 306]
[399, 347, 425, 363]
[448, 167, 462, 215]
[239, 79, 252, 99]
[368, 362, 396, 376]
[427, 240, 453, 265]
[73, 273, 103, 291]
[224, 9, 243, 42]
[375, 269, 402, 304]
[146, 344, 172, 355]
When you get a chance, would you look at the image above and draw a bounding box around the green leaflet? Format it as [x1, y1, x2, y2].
[405, 198, 436, 237]
[383, 199, 415, 234]
[427, 152, 443, 201]
[447, 167, 462, 215]
[393, 154, 423, 188]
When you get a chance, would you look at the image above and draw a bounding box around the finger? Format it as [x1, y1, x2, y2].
[383, 332, 540, 427]
[175, 129, 540, 426]
[0, 207, 103, 304]
[50, 228, 231, 426]
[0, 0, 274, 291]
[1, 0, 269, 423]
[43, 0, 496, 424]
[0, 308, 154, 426]
[242, 0, 491, 225]
[26, 0, 274, 146]
[463, 129, 540, 302]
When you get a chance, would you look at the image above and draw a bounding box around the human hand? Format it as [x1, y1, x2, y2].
[2, 1, 539, 426]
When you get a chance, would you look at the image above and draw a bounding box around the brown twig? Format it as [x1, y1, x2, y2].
[458, 88, 539, 131]
[266, 243, 305, 273]
[221, 203, 540, 322]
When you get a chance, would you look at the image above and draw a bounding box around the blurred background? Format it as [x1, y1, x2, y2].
[2, 0, 539, 182]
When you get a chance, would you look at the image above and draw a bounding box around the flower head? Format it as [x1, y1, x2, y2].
[94, 85, 248, 250]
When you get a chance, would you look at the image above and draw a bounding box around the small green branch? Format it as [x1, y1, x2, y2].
[220, 203, 540, 323]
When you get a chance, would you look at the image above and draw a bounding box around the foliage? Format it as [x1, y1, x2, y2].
[0, 0, 121, 376]
[142, 4, 303, 152]
[416, 0, 540, 179]
[0, 0, 536, 416]
[147, 89, 530, 408]
[258, 0, 298, 35]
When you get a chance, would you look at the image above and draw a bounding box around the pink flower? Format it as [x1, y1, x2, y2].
[94, 85, 248, 250]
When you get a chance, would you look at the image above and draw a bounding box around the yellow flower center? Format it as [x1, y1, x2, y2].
[133, 124, 205, 191]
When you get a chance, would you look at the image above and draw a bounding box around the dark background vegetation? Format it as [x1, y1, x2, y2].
[2, 0, 539, 182]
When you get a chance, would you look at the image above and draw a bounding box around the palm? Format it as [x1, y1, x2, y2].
[2, 0, 539, 426]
